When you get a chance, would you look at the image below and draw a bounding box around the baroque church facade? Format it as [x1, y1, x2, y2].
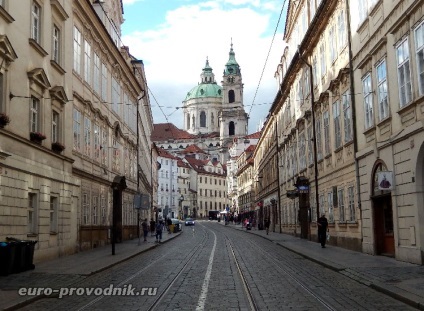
[152, 44, 250, 217]
[179, 43, 248, 163]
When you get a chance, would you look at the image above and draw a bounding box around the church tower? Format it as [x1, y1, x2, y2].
[219, 42, 248, 160]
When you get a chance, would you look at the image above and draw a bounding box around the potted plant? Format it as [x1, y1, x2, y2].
[0, 113, 10, 128]
[51, 141, 65, 153]
[30, 132, 46, 143]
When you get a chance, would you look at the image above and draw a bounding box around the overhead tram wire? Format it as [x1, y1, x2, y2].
[248, 0, 289, 117]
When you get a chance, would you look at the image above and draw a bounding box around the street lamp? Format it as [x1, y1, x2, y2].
[179, 195, 184, 220]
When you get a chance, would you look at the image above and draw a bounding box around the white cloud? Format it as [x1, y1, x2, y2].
[122, 1, 284, 132]
[122, 0, 144, 5]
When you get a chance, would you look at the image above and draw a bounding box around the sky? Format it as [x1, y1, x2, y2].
[121, 0, 288, 134]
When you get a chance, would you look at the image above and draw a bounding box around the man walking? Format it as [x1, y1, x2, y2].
[141, 218, 149, 242]
[264, 219, 270, 235]
[317, 214, 329, 248]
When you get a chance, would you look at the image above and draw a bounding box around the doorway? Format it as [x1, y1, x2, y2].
[373, 195, 394, 256]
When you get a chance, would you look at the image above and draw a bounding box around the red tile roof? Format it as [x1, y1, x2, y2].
[152, 123, 195, 141]
[181, 144, 207, 154]
[245, 131, 261, 139]
[157, 148, 179, 160]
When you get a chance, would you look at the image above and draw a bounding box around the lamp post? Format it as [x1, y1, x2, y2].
[179, 195, 184, 220]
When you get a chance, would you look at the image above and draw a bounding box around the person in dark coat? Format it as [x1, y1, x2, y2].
[141, 218, 149, 242]
[150, 219, 156, 237]
[317, 214, 329, 248]
[264, 219, 270, 235]
[156, 221, 163, 243]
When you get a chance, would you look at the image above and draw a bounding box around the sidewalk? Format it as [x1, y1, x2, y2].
[222, 222, 424, 310]
[0, 231, 181, 311]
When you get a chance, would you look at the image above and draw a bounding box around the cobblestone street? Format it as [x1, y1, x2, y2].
[3, 221, 421, 311]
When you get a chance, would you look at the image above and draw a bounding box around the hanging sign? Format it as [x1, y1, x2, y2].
[377, 171, 394, 191]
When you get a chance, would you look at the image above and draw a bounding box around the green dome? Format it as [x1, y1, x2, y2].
[184, 83, 222, 101]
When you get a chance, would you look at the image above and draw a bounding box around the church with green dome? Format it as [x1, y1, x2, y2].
[182, 43, 248, 162]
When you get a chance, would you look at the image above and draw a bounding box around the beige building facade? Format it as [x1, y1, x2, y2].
[0, 0, 154, 262]
[272, 0, 361, 250]
[351, 0, 424, 264]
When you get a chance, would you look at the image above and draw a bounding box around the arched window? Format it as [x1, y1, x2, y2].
[187, 114, 190, 129]
[200, 111, 206, 127]
[192, 115, 195, 129]
[228, 121, 235, 136]
[228, 90, 235, 103]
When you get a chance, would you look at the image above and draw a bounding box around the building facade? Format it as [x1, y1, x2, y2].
[0, 0, 154, 262]
[351, 0, 424, 264]
[271, 0, 361, 250]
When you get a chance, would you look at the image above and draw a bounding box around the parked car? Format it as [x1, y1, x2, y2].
[185, 218, 195, 226]
[171, 218, 182, 232]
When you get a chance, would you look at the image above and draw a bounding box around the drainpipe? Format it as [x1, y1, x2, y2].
[346, 0, 362, 240]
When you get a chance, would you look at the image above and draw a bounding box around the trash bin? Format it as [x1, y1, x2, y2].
[6, 238, 36, 273]
[0, 242, 16, 276]
[169, 224, 175, 233]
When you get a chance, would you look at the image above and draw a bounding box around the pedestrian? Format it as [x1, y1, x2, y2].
[167, 217, 172, 234]
[141, 218, 149, 242]
[264, 218, 270, 235]
[317, 213, 329, 248]
[156, 221, 163, 243]
[150, 219, 155, 237]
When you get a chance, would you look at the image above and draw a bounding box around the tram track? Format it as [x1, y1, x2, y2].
[146, 223, 212, 311]
[75, 226, 210, 311]
[222, 227, 337, 311]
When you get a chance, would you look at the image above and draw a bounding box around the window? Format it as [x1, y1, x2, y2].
[396, 38, 412, 107]
[312, 55, 318, 86]
[112, 77, 120, 113]
[323, 111, 330, 155]
[92, 196, 98, 225]
[31, 2, 41, 43]
[28, 193, 38, 233]
[329, 25, 337, 63]
[327, 192, 334, 222]
[228, 90, 235, 103]
[320, 42, 326, 77]
[30, 97, 40, 133]
[200, 111, 206, 127]
[73, 27, 82, 75]
[348, 186, 355, 221]
[316, 114, 322, 160]
[0, 72, 4, 112]
[101, 127, 108, 165]
[94, 124, 100, 161]
[307, 125, 313, 165]
[84, 41, 91, 85]
[52, 25, 60, 63]
[101, 196, 106, 225]
[101, 62, 108, 101]
[376, 60, 389, 121]
[342, 92, 352, 143]
[338, 188, 345, 222]
[50, 197, 58, 232]
[338, 10, 346, 50]
[415, 22, 424, 95]
[52, 110, 59, 143]
[84, 117, 91, 156]
[73, 108, 81, 151]
[303, 68, 310, 98]
[363, 73, 374, 129]
[333, 100, 341, 149]
[299, 132, 306, 170]
[93, 52, 100, 95]
[83, 193, 90, 225]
